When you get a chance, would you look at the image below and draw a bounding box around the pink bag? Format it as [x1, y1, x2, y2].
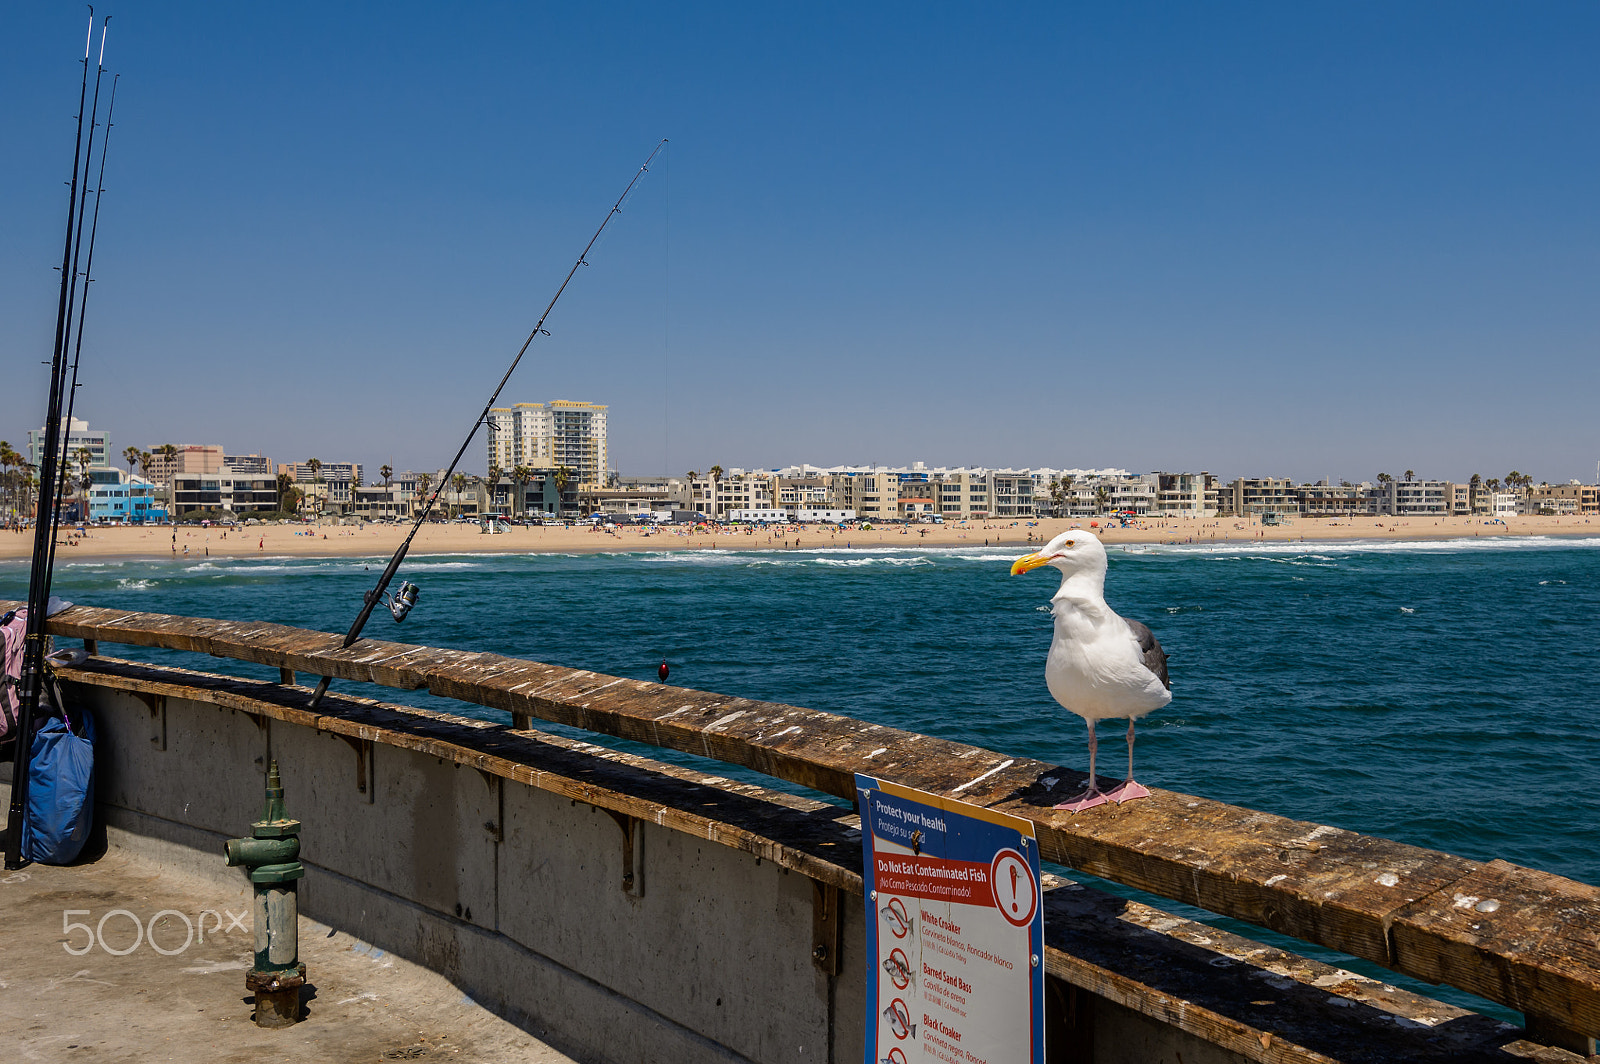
[1, 607, 27, 741]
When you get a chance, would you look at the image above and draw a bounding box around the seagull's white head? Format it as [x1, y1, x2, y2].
[1010, 529, 1108, 580]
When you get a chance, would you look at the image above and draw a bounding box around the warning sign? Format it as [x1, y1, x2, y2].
[858, 774, 1044, 1064]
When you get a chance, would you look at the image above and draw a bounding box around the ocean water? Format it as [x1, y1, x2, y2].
[5, 535, 1598, 1017]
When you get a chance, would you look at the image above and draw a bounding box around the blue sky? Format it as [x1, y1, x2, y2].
[3, 3, 1598, 484]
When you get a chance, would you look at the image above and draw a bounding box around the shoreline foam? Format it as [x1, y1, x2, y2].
[2, 513, 1595, 564]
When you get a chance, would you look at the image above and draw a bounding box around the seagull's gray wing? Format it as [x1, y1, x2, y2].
[1124, 618, 1170, 690]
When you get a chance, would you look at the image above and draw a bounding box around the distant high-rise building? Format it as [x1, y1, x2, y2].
[223, 454, 274, 476]
[487, 399, 608, 488]
[142, 444, 222, 485]
[276, 461, 362, 487]
[28, 417, 111, 472]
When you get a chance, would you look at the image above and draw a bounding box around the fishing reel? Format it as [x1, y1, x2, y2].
[384, 581, 420, 623]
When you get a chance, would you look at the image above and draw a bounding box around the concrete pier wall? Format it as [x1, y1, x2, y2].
[83, 686, 844, 1063]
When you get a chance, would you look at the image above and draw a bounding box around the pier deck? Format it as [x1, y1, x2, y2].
[0, 816, 574, 1063]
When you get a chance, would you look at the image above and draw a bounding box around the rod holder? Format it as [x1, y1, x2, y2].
[225, 760, 306, 1028]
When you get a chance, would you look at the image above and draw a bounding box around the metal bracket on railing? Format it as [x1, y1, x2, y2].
[331, 733, 374, 802]
[131, 690, 166, 751]
[811, 880, 842, 975]
[603, 810, 645, 897]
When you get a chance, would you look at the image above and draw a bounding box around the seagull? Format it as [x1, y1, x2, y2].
[1011, 530, 1170, 811]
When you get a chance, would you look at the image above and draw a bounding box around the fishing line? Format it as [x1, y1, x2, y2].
[662, 141, 671, 487]
[307, 139, 668, 708]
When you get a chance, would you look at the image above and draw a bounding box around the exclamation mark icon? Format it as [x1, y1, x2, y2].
[1010, 866, 1019, 914]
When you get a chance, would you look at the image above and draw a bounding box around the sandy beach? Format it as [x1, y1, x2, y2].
[2, 513, 1595, 563]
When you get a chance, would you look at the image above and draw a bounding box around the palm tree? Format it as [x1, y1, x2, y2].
[74, 447, 93, 522]
[487, 464, 503, 512]
[708, 465, 724, 481]
[451, 472, 467, 518]
[306, 458, 323, 516]
[159, 443, 178, 480]
[511, 465, 532, 516]
[123, 446, 141, 481]
[1377, 472, 1394, 486]
[1403, 470, 1415, 482]
[554, 466, 572, 515]
[139, 450, 154, 481]
[276, 472, 298, 514]
[1094, 485, 1110, 513]
[0, 441, 19, 524]
[416, 472, 433, 518]
[379, 464, 393, 520]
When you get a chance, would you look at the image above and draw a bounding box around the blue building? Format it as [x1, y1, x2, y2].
[88, 470, 168, 524]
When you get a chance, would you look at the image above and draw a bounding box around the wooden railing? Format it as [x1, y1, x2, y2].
[15, 600, 1600, 1051]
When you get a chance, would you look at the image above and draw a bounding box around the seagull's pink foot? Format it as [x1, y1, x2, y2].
[1054, 790, 1109, 812]
[1104, 779, 1151, 804]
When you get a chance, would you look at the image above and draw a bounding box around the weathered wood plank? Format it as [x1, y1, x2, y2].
[53, 655, 866, 892]
[13, 601, 1598, 1039]
[1041, 879, 1528, 1063]
[1390, 860, 1600, 1045]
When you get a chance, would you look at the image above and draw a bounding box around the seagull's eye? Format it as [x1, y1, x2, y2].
[1065, 540, 1075, 547]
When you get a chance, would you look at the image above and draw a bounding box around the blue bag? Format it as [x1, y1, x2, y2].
[23, 700, 96, 865]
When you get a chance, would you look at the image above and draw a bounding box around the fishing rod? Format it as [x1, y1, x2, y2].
[48, 70, 116, 582]
[7, 10, 103, 870]
[306, 139, 667, 709]
[48, 32, 113, 581]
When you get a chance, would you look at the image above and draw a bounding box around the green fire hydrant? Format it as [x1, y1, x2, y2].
[225, 760, 306, 1028]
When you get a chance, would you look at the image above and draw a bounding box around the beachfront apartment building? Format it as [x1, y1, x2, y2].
[169, 472, 279, 517]
[930, 470, 989, 518]
[713, 470, 778, 519]
[1218, 477, 1301, 516]
[278, 460, 362, 514]
[1155, 472, 1219, 516]
[990, 471, 1036, 517]
[87, 469, 167, 524]
[1525, 482, 1600, 515]
[829, 472, 901, 522]
[487, 400, 609, 489]
[351, 474, 419, 522]
[28, 417, 113, 472]
[590, 476, 680, 517]
[777, 476, 831, 514]
[280, 461, 356, 513]
[1299, 483, 1377, 517]
[1374, 479, 1451, 516]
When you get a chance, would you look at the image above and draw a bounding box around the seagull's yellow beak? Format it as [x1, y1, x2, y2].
[1010, 552, 1050, 576]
